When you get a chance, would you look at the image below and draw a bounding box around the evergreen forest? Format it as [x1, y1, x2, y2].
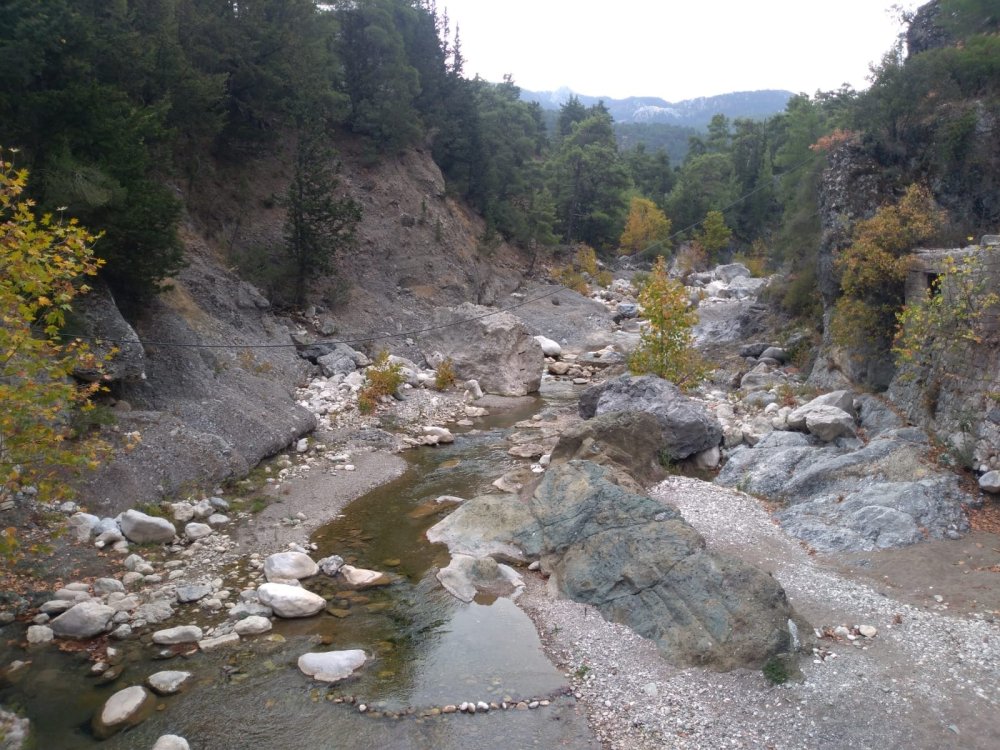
[1, 0, 997, 319]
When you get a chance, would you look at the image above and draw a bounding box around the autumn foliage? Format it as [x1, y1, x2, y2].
[619, 197, 672, 256]
[1, 149, 106, 507]
[831, 184, 943, 351]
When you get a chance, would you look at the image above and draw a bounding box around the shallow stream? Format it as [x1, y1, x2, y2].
[1, 389, 597, 749]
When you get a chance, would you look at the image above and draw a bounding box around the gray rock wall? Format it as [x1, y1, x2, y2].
[78, 247, 315, 515]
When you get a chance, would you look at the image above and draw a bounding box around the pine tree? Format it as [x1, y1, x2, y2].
[284, 130, 362, 307]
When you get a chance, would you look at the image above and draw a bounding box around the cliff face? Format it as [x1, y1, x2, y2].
[905, 0, 949, 57]
[810, 148, 1000, 472]
[78, 138, 528, 514]
[808, 143, 897, 391]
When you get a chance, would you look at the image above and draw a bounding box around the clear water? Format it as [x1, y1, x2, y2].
[0, 389, 597, 749]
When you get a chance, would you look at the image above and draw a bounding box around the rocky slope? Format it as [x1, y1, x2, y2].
[76, 138, 532, 513]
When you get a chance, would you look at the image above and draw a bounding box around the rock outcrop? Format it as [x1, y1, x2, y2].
[69, 280, 146, 383]
[78, 250, 316, 516]
[427, 460, 807, 669]
[421, 302, 543, 396]
[717, 423, 970, 552]
[530, 461, 805, 670]
[579, 374, 722, 461]
[549, 411, 670, 487]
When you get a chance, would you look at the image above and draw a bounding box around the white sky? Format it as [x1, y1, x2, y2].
[440, 0, 925, 101]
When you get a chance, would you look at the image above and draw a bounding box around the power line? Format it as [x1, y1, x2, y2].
[56, 284, 569, 351]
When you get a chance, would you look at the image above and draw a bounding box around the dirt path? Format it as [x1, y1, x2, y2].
[519, 476, 1000, 750]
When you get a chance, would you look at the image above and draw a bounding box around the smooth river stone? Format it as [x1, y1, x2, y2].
[263, 551, 319, 582]
[152, 625, 203, 645]
[153, 736, 191, 750]
[297, 650, 367, 683]
[92, 685, 155, 739]
[49, 601, 115, 639]
[257, 583, 325, 618]
[147, 670, 193, 695]
[339, 565, 387, 588]
[234, 615, 272, 636]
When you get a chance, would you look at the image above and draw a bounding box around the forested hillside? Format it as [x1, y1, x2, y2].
[1, 0, 996, 324]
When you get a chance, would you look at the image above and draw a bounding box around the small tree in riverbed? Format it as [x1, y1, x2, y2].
[284, 129, 362, 307]
[628, 257, 707, 389]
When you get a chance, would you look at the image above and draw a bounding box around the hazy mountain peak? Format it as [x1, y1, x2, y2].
[520, 88, 795, 128]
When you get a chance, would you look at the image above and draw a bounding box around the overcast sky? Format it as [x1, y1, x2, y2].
[440, 0, 925, 101]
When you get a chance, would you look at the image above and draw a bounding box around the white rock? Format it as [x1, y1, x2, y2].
[67, 513, 100, 542]
[170, 503, 196, 523]
[152, 736, 191, 750]
[339, 565, 385, 587]
[234, 615, 272, 636]
[423, 426, 455, 443]
[147, 671, 193, 695]
[152, 625, 203, 645]
[858, 625, 878, 638]
[49, 601, 115, 639]
[264, 551, 319, 582]
[118, 510, 176, 544]
[198, 633, 240, 651]
[979, 470, 1000, 494]
[27, 625, 54, 644]
[534, 336, 562, 358]
[693, 446, 721, 470]
[257, 582, 325, 618]
[297, 650, 367, 683]
[787, 390, 856, 430]
[93, 685, 154, 739]
[184, 522, 213, 540]
[804, 405, 856, 442]
[94, 578, 125, 595]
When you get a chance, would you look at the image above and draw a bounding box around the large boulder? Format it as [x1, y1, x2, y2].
[786, 391, 856, 431]
[315, 344, 369, 377]
[530, 461, 805, 670]
[717, 428, 972, 551]
[69, 281, 146, 383]
[118, 510, 176, 544]
[777, 478, 970, 553]
[980, 470, 1000, 494]
[425, 494, 541, 564]
[152, 626, 203, 645]
[549, 411, 669, 487]
[49, 601, 115, 639]
[421, 302, 543, 396]
[803, 405, 857, 442]
[579, 374, 722, 461]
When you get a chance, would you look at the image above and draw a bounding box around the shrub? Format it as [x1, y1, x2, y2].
[358, 351, 404, 414]
[434, 358, 456, 391]
[831, 184, 943, 353]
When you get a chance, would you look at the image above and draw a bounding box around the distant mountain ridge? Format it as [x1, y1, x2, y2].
[520, 87, 795, 128]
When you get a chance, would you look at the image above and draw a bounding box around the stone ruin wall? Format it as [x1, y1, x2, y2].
[888, 237, 1000, 472]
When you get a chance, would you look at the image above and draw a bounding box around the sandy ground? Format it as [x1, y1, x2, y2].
[233, 447, 408, 551]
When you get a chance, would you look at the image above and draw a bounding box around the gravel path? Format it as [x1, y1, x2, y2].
[519, 476, 1000, 749]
